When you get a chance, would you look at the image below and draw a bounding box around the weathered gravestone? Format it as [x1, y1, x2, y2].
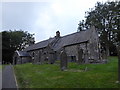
[40, 52, 46, 64]
[102, 50, 108, 63]
[103, 50, 107, 59]
[49, 52, 55, 64]
[60, 49, 68, 71]
[78, 48, 83, 64]
[84, 51, 89, 64]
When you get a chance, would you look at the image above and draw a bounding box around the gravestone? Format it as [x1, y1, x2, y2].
[40, 52, 45, 64]
[60, 49, 67, 71]
[103, 50, 107, 59]
[49, 52, 55, 64]
[78, 48, 83, 64]
[102, 50, 108, 63]
[84, 52, 89, 63]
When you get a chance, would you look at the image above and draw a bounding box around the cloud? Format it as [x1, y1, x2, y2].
[33, 0, 100, 42]
[33, 10, 57, 42]
[51, 2, 63, 15]
[2, 0, 110, 43]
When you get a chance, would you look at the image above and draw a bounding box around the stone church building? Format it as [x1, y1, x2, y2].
[13, 27, 104, 64]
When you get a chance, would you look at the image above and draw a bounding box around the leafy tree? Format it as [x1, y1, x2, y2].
[2, 30, 35, 64]
[78, 0, 120, 82]
[78, 1, 120, 56]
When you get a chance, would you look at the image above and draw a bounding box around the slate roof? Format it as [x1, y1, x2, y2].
[53, 29, 92, 51]
[24, 38, 55, 51]
[24, 27, 94, 52]
[16, 51, 30, 57]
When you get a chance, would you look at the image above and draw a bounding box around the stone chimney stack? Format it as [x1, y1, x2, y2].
[56, 31, 60, 38]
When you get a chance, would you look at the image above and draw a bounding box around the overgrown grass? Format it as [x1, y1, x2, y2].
[14, 56, 120, 88]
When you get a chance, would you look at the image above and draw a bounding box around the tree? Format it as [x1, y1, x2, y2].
[78, 1, 120, 56]
[78, 1, 120, 82]
[2, 30, 35, 64]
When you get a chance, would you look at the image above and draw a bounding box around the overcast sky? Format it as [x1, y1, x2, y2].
[1, 0, 111, 43]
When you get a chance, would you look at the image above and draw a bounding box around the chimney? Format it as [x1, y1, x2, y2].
[56, 31, 60, 38]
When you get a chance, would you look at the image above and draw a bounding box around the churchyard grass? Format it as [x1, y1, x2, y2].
[0, 65, 2, 69]
[2, 64, 7, 69]
[14, 56, 120, 88]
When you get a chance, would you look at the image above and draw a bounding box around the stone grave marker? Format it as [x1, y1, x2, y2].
[60, 49, 68, 71]
[103, 50, 107, 59]
[78, 48, 83, 64]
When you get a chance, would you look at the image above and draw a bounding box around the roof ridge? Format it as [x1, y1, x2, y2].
[33, 29, 89, 44]
[24, 28, 92, 51]
[60, 29, 89, 39]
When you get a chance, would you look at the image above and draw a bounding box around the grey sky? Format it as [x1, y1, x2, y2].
[1, 0, 110, 43]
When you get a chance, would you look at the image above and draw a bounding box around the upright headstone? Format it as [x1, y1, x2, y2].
[103, 50, 107, 60]
[49, 53, 55, 64]
[60, 49, 67, 71]
[78, 48, 83, 64]
[84, 51, 89, 63]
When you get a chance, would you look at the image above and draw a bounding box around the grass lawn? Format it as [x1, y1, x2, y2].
[0, 65, 2, 69]
[14, 56, 120, 88]
[2, 64, 8, 69]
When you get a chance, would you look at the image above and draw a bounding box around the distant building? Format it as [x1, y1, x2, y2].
[13, 51, 31, 64]
[13, 27, 104, 64]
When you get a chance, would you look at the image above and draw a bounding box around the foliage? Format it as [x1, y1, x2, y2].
[78, 1, 120, 56]
[2, 30, 35, 64]
[14, 57, 119, 88]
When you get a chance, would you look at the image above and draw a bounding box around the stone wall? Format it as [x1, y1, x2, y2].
[87, 28, 101, 61]
[28, 46, 55, 64]
[64, 43, 88, 62]
[64, 31, 101, 63]
[13, 52, 31, 64]
[65, 45, 78, 61]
